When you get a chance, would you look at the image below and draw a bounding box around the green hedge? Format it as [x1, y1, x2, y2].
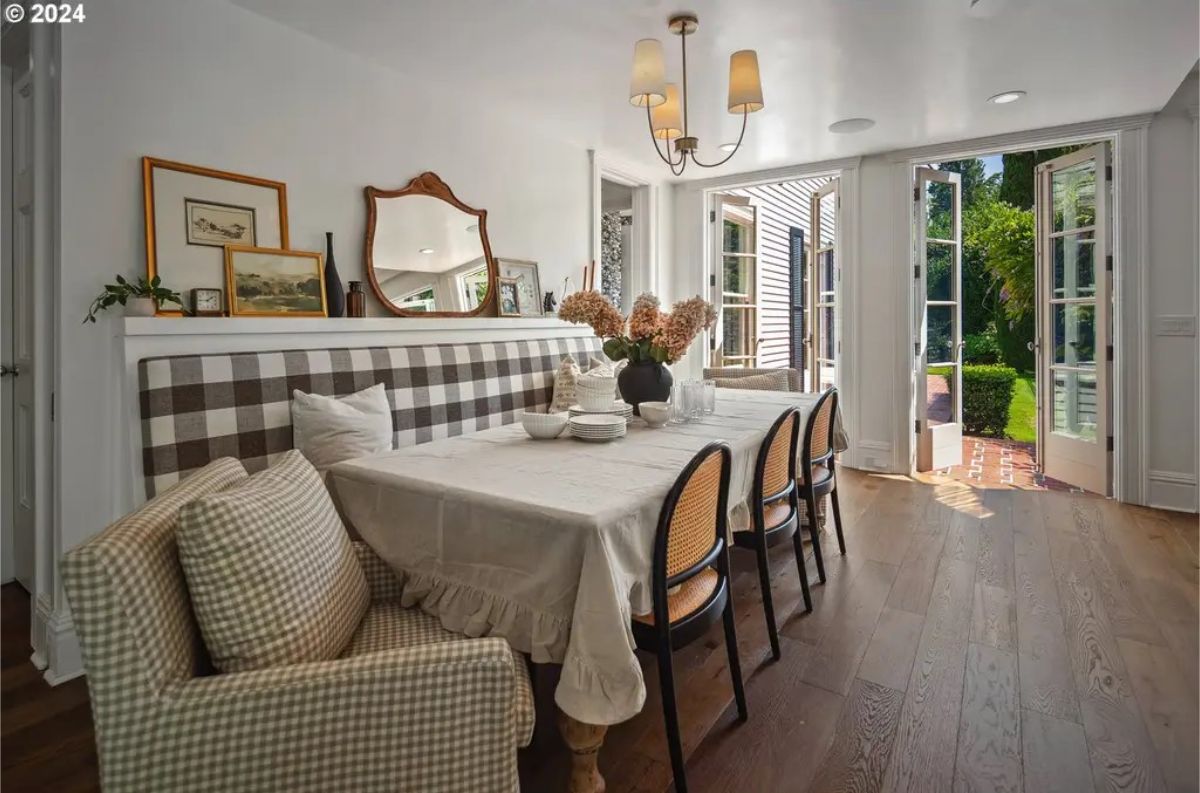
[958, 364, 1018, 436]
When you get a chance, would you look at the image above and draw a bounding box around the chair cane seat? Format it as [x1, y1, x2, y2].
[632, 567, 720, 626]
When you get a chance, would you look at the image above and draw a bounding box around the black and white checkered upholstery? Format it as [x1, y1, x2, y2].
[139, 337, 602, 497]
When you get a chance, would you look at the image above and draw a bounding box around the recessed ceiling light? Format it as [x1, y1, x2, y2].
[466, 224, 479, 233]
[419, 248, 435, 254]
[718, 142, 738, 152]
[988, 90, 1025, 105]
[828, 117, 875, 134]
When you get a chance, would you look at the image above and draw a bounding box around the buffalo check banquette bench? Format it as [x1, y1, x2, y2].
[63, 336, 600, 793]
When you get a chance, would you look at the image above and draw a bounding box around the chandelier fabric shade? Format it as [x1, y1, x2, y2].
[650, 84, 683, 140]
[629, 14, 764, 174]
[629, 39, 667, 107]
[727, 50, 764, 114]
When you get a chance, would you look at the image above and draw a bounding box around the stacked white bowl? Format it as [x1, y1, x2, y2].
[575, 374, 618, 412]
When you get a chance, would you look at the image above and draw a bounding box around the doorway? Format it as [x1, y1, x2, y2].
[913, 142, 1113, 495]
[708, 174, 839, 390]
[599, 178, 634, 311]
[2, 20, 35, 591]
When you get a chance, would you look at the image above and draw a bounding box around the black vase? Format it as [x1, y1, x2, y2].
[324, 231, 346, 318]
[618, 361, 673, 414]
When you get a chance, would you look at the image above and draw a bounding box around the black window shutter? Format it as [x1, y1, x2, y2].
[788, 227, 806, 372]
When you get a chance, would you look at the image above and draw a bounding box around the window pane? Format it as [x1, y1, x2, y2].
[1052, 232, 1096, 299]
[817, 191, 836, 248]
[926, 305, 955, 363]
[1052, 303, 1096, 366]
[722, 307, 753, 357]
[1052, 160, 1096, 232]
[723, 211, 755, 253]
[722, 256, 754, 303]
[817, 249, 835, 296]
[1052, 370, 1098, 441]
[925, 180, 956, 240]
[926, 242, 954, 301]
[818, 305, 835, 360]
[925, 366, 955, 426]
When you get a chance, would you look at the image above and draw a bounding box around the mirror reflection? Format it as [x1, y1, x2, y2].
[366, 174, 495, 316]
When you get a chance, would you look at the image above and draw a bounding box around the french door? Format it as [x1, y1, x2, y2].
[1035, 143, 1111, 495]
[710, 194, 759, 367]
[808, 180, 839, 392]
[915, 167, 963, 471]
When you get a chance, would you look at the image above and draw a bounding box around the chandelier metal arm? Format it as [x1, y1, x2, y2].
[687, 108, 749, 169]
[645, 103, 688, 176]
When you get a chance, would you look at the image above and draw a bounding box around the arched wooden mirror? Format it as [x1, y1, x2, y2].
[365, 172, 497, 316]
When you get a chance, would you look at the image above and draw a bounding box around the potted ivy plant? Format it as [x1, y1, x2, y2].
[83, 274, 184, 323]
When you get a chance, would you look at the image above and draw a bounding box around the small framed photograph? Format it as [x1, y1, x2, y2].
[497, 277, 521, 317]
[224, 246, 326, 317]
[497, 258, 543, 317]
[185, 199, 256, 248]
[190, 287, 224, 316]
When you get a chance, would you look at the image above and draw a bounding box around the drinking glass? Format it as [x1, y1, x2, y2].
[684, 380, 704, 423]
[701, 379, 716, 414]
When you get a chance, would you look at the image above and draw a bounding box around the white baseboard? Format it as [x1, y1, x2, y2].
[1146, 469, 1199, 513]
[33, 594, 84, 685]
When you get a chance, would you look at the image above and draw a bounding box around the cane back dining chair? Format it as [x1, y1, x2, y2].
[631, 441, 748, 793]
[798, 387, 847, 584]
[733, 407, 812, 661]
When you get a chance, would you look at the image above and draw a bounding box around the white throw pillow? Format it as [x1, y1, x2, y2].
[550, 355, 582, 413]
[291, 383, 393, 471]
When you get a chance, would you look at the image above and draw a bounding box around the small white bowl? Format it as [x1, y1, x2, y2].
[576, 384, 617, 412]
[521, 411, 568, 439]
[639, 401, 671, 427]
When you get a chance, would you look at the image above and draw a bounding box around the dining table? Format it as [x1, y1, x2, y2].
[329, 387, 847, 793]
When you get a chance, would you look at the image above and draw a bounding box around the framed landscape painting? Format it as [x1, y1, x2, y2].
[185, 199, 256, 247]
[224, 246, 326, 317]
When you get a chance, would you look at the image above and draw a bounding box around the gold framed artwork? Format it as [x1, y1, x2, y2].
[224, 246, 327, 317]
[143, 157, 289, 315]
[497, 277, 522, 317]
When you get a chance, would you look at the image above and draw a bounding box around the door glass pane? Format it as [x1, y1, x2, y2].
[1052, 303, 1096, 366]
[817, 249, 835, 296]
[925, 180, 956, 239]
[722, 306, 752, 358]
[1052, 232, 1096, 299]
[925, 365, 955, 426]
[926, 243, 953, 301]
[1052, 160, 1096, 232]
[818, 306, 835, 360]
[817, 192, 836, 247]
[1052, 370, 1098, 441]
[722, 256, 754, 303]
[927, 305, 954, 363]
[723, 211, 755, 253]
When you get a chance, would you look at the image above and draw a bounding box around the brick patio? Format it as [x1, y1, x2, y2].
[932, 436, 1079, 491]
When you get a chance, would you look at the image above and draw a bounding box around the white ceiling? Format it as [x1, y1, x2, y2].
[234, 0, 1198, 180]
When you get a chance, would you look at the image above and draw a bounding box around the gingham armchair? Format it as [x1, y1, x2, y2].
[62, 458, 534, 793]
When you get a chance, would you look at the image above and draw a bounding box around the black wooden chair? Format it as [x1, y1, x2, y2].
[631, 441, 748, 793]
[733, 407, 812, 661]
[797, 387, 846, 585]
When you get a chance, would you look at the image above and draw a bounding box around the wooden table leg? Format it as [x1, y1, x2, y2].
[557, 710, 607, 793]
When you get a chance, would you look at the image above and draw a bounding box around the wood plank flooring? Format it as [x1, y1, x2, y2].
[2, 471, 1196, 793]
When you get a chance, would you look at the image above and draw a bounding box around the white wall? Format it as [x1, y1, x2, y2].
[47, 0, 675, 679]
[1143, 71, 1199, 511]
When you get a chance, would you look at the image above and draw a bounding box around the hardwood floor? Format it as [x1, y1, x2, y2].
[2, 472, 1196, 793]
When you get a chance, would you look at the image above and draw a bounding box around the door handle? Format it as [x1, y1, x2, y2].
[0, 364, 19, 377]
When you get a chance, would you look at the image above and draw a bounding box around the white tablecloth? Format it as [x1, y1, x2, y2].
[329, 389, 846, 726]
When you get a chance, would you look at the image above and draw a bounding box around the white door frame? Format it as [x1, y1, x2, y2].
[891, 114, 1151, 502]
[590, 151, 659, 302]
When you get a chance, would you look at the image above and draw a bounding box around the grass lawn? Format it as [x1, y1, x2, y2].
[1005, 372, 1036, 443]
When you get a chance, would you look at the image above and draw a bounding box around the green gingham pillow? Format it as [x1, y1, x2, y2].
[178, 449, 369, 673]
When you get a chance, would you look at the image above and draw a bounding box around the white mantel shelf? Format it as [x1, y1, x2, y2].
[121, 316, 581, 337]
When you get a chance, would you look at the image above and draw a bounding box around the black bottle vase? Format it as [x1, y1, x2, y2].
[324, 231, 346, 317]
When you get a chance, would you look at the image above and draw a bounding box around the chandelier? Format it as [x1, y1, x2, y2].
[629, 13, 764, 176]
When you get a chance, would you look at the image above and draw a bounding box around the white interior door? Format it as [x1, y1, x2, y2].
[2, 73, 36, 590]
[809, 179, 839, 391]
[710, 193, 760, 367]
[915, 167, 963, 472]
[1036, 143, 1111, 495]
